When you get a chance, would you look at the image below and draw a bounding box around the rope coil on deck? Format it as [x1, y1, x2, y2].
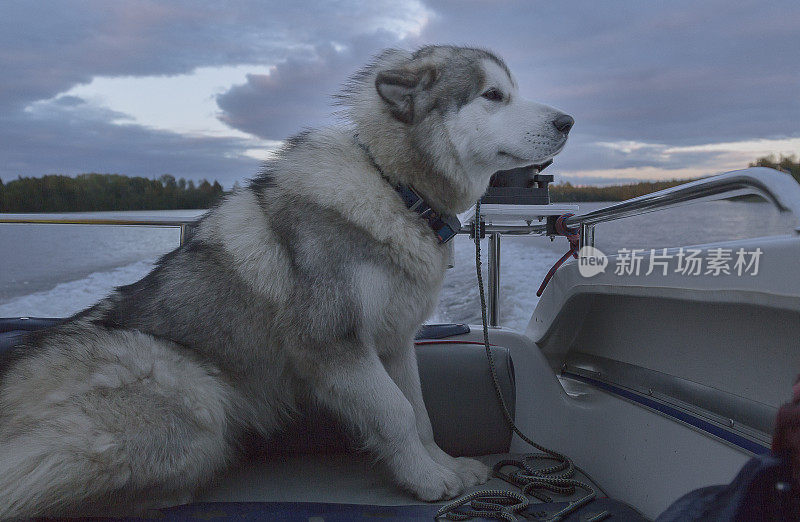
[435, 454, 598, 521]
[436, 489, 529, 521]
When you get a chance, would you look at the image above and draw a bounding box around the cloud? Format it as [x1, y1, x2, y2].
[1, 97, 261, 187]
[1, 0, 798, 185]
[215, 35, 399, 140]
[213, 0, 800, 183]
[415, 0, 800, 144]
[553, 136, 800, 185]
[0, 1, 427, 182]
[35, 65, 275, 139]
[0, 1, 431, 111]
[663, 138, 800, 156]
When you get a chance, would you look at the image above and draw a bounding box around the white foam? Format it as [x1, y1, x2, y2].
[0, 259, 157, 318]
[430, 238, 561, 332]
[0, 240, 563, 333]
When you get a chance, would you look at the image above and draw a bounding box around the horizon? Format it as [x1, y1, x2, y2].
[2, 154, 794, 190]
[2, 1, 798, 189]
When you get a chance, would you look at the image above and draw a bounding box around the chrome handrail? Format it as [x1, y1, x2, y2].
[0, 214, 198, 244]
[526, 167, 800, 246]
[454, 167, 800, 326]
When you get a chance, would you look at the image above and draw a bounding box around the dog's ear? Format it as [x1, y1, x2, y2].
[375, 66, 437, 124]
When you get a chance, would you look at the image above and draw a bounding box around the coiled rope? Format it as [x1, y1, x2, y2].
[436, 489, 529, 521]
[436, 202, 595, 522]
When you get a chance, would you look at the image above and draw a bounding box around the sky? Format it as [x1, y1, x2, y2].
[1, 0, 798, 187]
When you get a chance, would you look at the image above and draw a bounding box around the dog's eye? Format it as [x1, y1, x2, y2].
[481, 88, 503, 102]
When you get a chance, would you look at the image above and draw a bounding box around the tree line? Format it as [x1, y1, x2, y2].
[1, 155, 797, 211]
[748, 154, 800, 183]
[550, 179, 694, 202]
[0, 173, 224, 212]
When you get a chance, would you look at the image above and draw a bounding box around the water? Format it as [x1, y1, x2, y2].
[1, 201, 796, 331]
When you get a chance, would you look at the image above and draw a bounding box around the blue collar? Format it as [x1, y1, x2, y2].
[355, 136, 461, 244]
[393, 184, 462, 244]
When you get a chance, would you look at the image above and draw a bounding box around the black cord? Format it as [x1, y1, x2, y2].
[471, 200, 607, 516]
[440, 203, 612, 521]
[473, 200, 574, 466]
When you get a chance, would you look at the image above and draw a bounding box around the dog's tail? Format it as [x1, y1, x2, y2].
[0, 330, 239, 517]
[0, 429, 131, 518]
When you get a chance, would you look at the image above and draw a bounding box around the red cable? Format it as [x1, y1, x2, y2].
[536, 214, 580, 297]
[414, 339, 497, 347]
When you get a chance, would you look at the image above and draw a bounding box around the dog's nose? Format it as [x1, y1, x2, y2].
[552, 114, 574, 134]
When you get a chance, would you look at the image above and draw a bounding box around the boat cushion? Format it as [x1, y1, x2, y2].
[265, 341, 515, 457]
[0, 317, 62, 353]
[416, 341, 515, 456]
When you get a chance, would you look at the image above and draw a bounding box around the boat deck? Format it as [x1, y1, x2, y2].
[199, 452, 596, 506]
[189, 451, 647, 520]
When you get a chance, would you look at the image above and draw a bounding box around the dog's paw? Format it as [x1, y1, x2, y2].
[452, 457, 491, 488]
[423, 443, 490, 489]
[406, 464, 464, 502]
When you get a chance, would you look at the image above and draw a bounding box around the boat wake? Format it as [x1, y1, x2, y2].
[0, 240, 560, 332]
[0, 259, 157, 318]
[430, 238, 561, 332]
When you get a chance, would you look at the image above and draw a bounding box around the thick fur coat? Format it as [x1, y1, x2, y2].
[0, 46, 571, 517]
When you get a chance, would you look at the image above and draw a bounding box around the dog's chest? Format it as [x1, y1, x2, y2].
[355, 242, 449, 347]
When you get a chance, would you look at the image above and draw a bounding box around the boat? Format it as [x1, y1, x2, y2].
[1, 166, 798, 520]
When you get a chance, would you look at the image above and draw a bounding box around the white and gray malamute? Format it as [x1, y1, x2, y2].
[0, 45, 573, 517]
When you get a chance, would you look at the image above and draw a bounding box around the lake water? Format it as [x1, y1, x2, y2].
[1, 201, 796, 331]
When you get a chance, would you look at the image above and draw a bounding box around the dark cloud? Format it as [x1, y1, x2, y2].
[414, 0, 800, 145]
[1, 0, 798, 184]
[0, 1, 419, 183]
[0, 1, 425, 111]
[0, 98, 260, 186]
[216, 32, 399, 140]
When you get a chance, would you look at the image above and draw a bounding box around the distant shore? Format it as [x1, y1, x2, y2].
[0, 173, 224, 213]
[2, 155, 796, 211]
[549, 178, 694, 202]
[551, 155, 798, 202]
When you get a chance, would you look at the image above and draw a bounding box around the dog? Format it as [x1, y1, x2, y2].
[0, 45, 573, 517]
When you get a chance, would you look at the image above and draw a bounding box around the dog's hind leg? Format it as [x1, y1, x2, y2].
[382, 344, 491, 488]
[313, 350, 465, 501]
[0, 332, 234, 518]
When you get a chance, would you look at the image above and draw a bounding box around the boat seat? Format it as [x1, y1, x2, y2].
[0, 317, 62, 353]
[417, 339, 515, 456]
[0, 320, 515, 457]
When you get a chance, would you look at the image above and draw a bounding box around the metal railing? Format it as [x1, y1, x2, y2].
[458, 167, 800, 326]
[0, 214, 197, 245]
[2, 168, 799, 327]
[529, 166, 800, 246]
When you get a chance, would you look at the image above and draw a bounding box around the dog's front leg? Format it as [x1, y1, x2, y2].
[313, 350, 464, 501]
[382, 344, 490, 488]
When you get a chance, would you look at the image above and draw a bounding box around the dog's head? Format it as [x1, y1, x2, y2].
[343, 45, 573, 214]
